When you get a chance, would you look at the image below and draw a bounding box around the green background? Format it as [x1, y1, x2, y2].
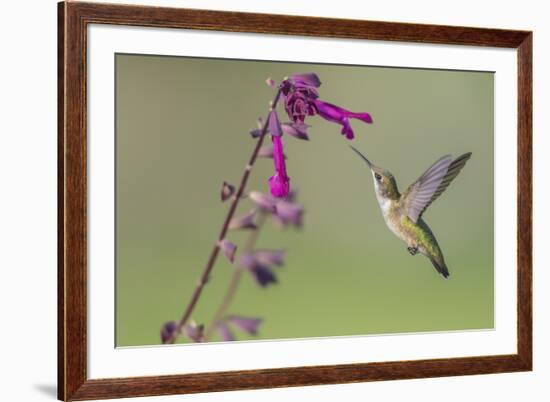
[115, 54, 494, 347]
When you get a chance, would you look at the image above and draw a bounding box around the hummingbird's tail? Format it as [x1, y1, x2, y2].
[429, 255, 450, 279]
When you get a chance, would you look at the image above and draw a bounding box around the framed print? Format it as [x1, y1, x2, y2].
[58, 1, 532, 401]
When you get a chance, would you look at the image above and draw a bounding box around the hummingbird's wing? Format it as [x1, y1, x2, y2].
[402, 153, 472, 223]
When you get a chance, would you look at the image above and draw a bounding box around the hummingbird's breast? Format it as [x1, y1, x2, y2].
[376, 197, 409, 243]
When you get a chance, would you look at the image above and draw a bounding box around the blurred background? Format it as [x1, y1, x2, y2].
[115, 54, 494, 347]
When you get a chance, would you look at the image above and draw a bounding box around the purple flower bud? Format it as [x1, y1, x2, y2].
[249, 117, 265, 138]
[268, 136, 290, 198]
[288, 73, 322, 88]
[160, 321, 177, 344]
[221, 181, 235, 202]
[267, 110, 283, 137]
[228, 210, 257, 230]
[281, 122, 310, 141]
[217, 323, 235, 342]
[184, 322, 205, 343]
[252, 265, 278, 287]
[227, 316, 263, 335]
[275, 200, 304, 228]
[255, 249, 286, 267]
[249, 191, 277, 211]
[249, 128, 262, 138]
[218, 239, 237, 263]
[239, 254, 277, 288]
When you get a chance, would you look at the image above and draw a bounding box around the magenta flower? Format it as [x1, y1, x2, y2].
[281, 73, 373, 140]
[313, 99, 373, 139]
[268, 135, 290, 198]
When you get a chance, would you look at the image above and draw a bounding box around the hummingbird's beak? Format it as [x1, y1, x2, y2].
[349, 146, 372, 169]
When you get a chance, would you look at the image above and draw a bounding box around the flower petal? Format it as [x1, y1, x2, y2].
[239, 254, 278, 287]
[251, 265, 277, 287]
[221, 181, 235, 202]
[340, 117, 354, 140]
[281, 122, 310, 140]
[218, 239, 237, 263]
[288, 73, 322, 88]
[238, 253, 257, 270]
[314, 99, 372, 139]
[160, 321, 177, 344]
[268, 135, 290, 198]
[228, 210, 257, 230]
[217, 323, 235, 342]
[227, 316, 263, 335]
[269, 173, 290, 198]
[249, 191, 277, 211]
[255, 249, 286, 267]
[275, 200, 304, 228]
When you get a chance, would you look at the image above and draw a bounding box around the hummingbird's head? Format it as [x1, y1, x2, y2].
[350, 146, 400, 201]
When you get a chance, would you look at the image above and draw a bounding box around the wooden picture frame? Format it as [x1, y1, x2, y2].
[58, 1, 532, 400]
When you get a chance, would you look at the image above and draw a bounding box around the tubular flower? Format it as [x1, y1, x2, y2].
[280, 73, 373, 140]
[268, 135, 290, 198]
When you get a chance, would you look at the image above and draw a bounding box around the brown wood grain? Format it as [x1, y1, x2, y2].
[58, 1, 533, 400]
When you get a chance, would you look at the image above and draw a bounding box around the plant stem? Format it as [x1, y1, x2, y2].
[167, 90, 282, 344]
[205, 212, 267, 340]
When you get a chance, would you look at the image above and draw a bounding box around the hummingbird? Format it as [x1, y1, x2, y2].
[350, 146, 472, 278]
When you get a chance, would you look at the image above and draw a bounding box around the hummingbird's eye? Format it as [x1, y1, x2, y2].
[374, 173, 382, 182]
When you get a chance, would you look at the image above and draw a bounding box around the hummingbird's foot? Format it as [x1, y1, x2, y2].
[407, 246, 419, 256]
